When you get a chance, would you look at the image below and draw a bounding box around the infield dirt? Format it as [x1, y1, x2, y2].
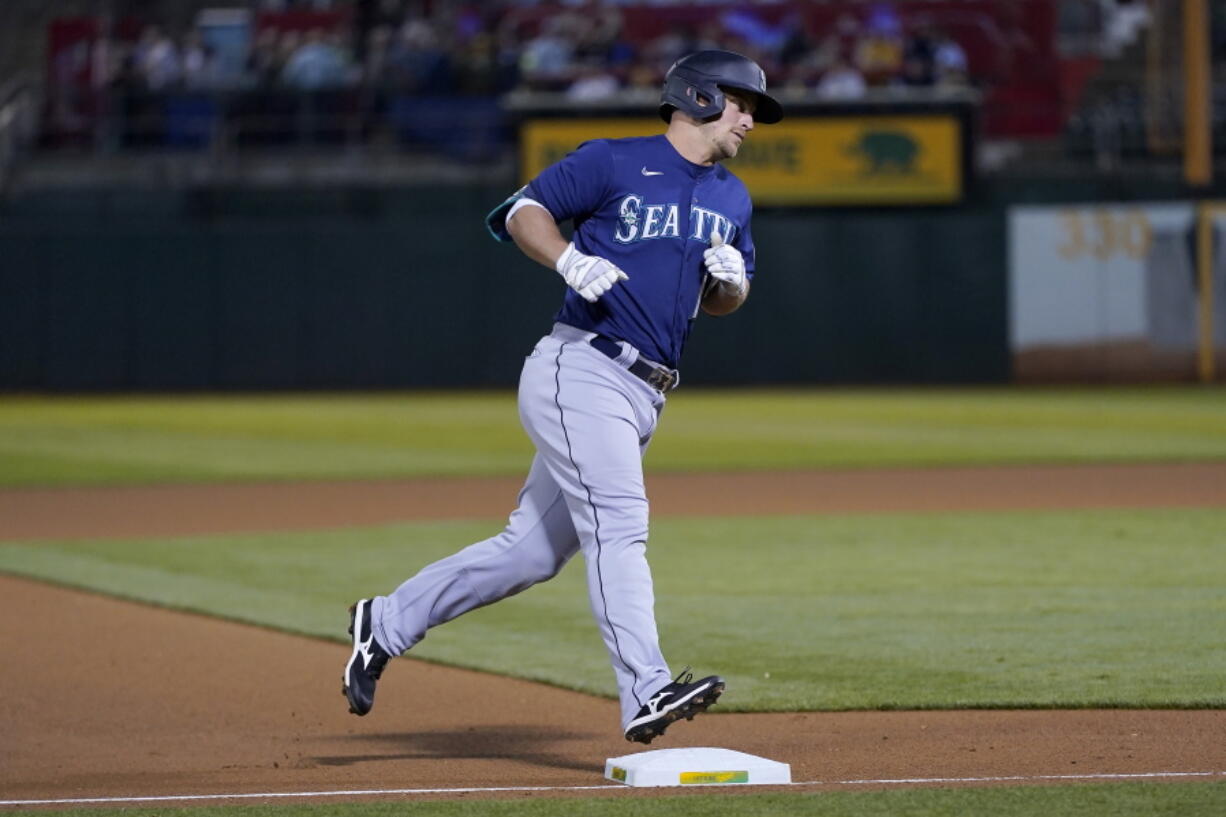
[3, 463, 1225, 806]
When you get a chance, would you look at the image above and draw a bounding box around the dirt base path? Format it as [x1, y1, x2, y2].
[3, 576, 1223, 807]
[4, 463, 1225, 541]
[2, 464, 1225, 806]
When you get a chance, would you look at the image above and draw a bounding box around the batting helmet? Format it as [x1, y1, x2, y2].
[659, 50, 784, 125]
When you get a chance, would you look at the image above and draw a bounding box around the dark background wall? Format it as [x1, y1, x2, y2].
[0, 184, 1014, 390]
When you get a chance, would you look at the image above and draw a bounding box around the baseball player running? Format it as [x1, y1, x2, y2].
[344, 50, 782, 744]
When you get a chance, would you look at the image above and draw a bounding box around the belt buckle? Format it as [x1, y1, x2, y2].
[646, 366, 677, 392]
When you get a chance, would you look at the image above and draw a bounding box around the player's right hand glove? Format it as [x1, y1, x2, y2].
[555, 242, 629, 303]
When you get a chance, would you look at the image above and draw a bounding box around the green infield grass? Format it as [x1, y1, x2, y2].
[21, 781, 1226, 817]
[3, 507, 1222, 710]
[0, 386, 1223, 486]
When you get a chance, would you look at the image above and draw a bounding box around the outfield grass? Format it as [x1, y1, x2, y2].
[3, 507, 1222, 710]
[1, 387, 1223, 486]
[24, 782, 1226, 817]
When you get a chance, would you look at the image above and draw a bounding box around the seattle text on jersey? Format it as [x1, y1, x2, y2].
[614, 196, 736, 245]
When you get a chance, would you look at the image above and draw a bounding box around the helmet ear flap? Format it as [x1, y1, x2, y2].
[659, 72, 726, 123]
[684, 83, 725, 120]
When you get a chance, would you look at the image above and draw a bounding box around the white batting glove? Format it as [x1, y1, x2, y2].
[555, 242, 629, 303]
[703, 230, 747, 296]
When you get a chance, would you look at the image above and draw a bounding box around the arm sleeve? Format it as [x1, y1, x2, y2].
[484, 185, 530, 242]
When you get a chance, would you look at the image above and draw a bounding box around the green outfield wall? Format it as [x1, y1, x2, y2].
[0, 185, 1015, 390]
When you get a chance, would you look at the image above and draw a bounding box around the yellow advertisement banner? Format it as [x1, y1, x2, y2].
[520, 115, 962, 206]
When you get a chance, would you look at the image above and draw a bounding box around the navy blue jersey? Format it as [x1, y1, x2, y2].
[488, 134, 755, 368]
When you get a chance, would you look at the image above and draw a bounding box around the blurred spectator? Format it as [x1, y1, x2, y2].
[573, 0, 626, 57]
[452, 31, 503, 94]
[764, 13, 822, 90]
[624, 58, 662, 94]
[134, 25, 182, 90]
[281, 28, 352, 89]
[933, 27, 969, 88]
[644, 22, 700, 72]
[386, 19, 453, 93]
[816, 57, 866, 100]
[354, 0, 411, 58]
[47, 28, 92, 136]
[109, 43, 142, 95]
[90, 15, 122, 93]
[275, 29, 304, 81]
[566, 60, 621, 101]
[519, 15, 579, 90]
[899, 20, 937, 88]
[721, 7, 789, 54]
[853, 3, 904, 86]
[693, 21, 728, 53]
[244, 27, 282, 87]
[814, 13, 862, 74]
[894, 54, 931, 90]
[450, 4, 488, 45]
[572, 0, 634, 78]
[361, 24, 395, 86]
[1100, 0, 1150, 57]
[181, 30, 222, 89]
[779, 13, 818, 69]
[1059, 0, 1103, 49]
[491, 23, 525, 93]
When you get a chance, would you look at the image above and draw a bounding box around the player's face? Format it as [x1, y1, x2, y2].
[702, 90, 756, 162]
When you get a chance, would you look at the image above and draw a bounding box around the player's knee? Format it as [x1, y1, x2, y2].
[615, 502, 649, 539]
[596, 514, 650, 555]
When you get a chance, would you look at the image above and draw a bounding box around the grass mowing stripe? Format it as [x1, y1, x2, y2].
[1, 508, 1222, 710]
[12, 782, 1226, 817]
[2, 388, 1224, 486]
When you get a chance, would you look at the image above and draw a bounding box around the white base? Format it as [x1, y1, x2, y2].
[605, 747, 791, 787]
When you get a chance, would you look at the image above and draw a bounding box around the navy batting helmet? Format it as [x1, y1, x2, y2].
[659, 50, 783, 125]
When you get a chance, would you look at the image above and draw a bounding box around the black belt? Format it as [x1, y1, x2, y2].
[589, 336, 679, 392]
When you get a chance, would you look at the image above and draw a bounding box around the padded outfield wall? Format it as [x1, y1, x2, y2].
[1009, 202, 1226, 383]
[0, 185, 1008, 390]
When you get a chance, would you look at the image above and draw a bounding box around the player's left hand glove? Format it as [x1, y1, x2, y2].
[703, 230, 747, 296]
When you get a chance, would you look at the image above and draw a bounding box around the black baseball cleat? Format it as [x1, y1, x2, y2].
[624, 668, 725, 744]
[343, 598, 391, 716]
